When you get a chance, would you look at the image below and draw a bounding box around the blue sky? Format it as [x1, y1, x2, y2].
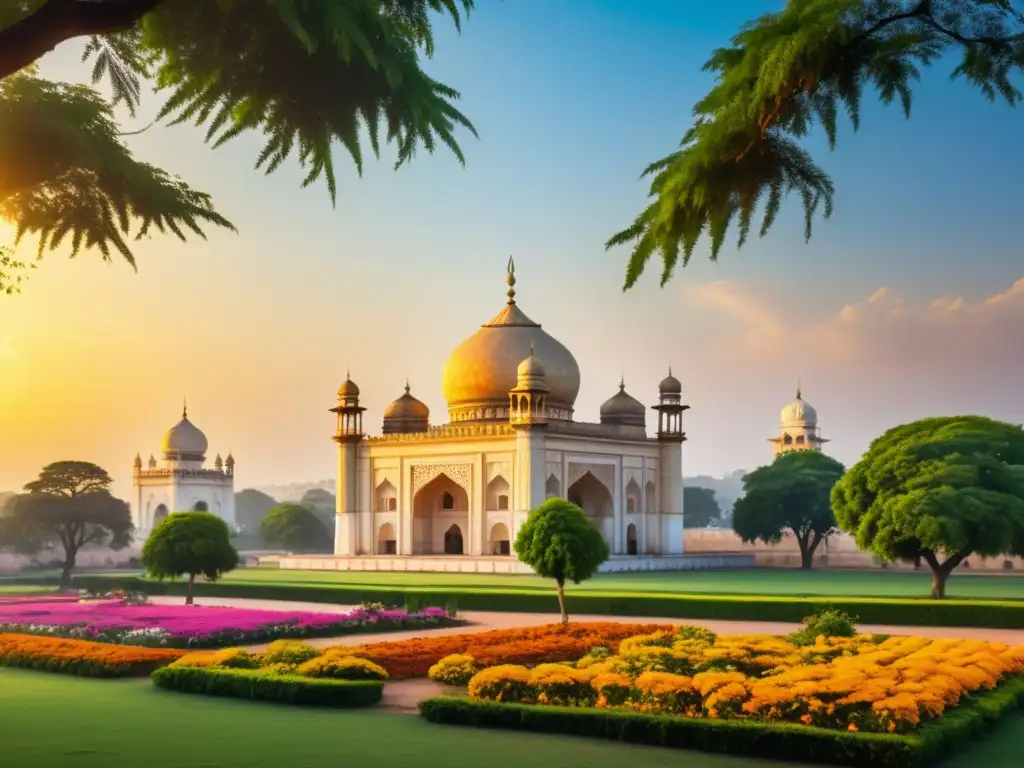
[0, 0, 1021, 498]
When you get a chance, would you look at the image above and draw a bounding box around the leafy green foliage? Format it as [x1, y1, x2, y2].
[0, 244, 34, 294]
[0, 72, 233, 265]
[514, 498, 609, 622]
[142, 511, 238, 603]
[609, 0, 1024, 288]
[683, 486, 722, 528]
[831, 415, 1024, 597]
[259, 503, 332, 553]
[233, 488, 278, 533]
[787, 608, 859, 646]
[0, 0, 476, 278]
[299, 488, 337, 531]
[732, 451, 846, 569]
[0, 461, 132, 588]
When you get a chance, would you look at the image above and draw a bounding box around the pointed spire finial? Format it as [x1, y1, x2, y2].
[404, 374, 411, 395]
[668, 362, 672, 376]
[619, 370, 625, 390]
[796, 378, 802, 399]
[505, 255, 517, 304]
[182, 397, 187, 419]
[529, 342, 535, 358]
[346, 366, 350, 380]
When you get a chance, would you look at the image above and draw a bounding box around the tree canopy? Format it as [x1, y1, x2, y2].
[0, 0, 476, 290]
[513, 498, 609, 623]
[259, 503, 332, 553]
[831, 415, 1024, 598]
[234, 488, 278, 533]
[141, 510, 238, 604]
[608, 0, 1024, 289]
[732, 450, 846, 569]
[299, 488, 337, 532]
[0, 460, 132, 588]
[683, 486, 722, 528]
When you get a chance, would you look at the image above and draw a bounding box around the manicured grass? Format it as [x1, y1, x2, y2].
[0, 669, 787, 768]
[0, 669, 1018, 767]
[0, 585, 54, 595]
[222, 566, 1024, 601]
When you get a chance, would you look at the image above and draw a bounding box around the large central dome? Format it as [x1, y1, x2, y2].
[442, 260, 581, 423]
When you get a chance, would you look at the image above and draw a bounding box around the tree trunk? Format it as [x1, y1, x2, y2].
[556, 579, 568, 624]
[921, 550, 965, 600]
[58, 547, 78, 591]
[795, 530, 822, 570]
[186, 573, 195, 606]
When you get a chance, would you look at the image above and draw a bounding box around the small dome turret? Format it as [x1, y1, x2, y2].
[600, 377, 646, 428]
[161, 402, 208, 461]
[658, 367, 682, 395]
[337, 374, 360, 399]
[383, 381, 430, 435]
[780, 384, 818, 426]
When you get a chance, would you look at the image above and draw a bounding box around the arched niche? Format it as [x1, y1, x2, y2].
[487, 475, 510, 511]
[153, 504, 169, 528]
[377, 522, 397, 555]
[626, 523, 639, 556]
[545, 474, 561, 499]
[567, 471, 613, 548]
[412, 473, 470, 555]
[193, 500, 208, 512]
[625, 478, 641, 516]
[489, 522, 511, 556]
[375, 479, 398, 513]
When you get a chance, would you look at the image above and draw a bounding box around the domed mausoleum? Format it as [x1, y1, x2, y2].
[768, 384, 829, 457]
[307, 258, 729, 575]
[130, 403, 236, 534]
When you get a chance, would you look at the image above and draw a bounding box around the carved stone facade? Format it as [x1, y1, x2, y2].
[411, 462, 474, 496]
[567, 461, 615, 495]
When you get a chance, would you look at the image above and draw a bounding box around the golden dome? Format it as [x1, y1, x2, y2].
[161, 404, 208, 460]
[337, 375, 360, 398]
[442, 259, 579, 422]
[383, 382, 430, 434]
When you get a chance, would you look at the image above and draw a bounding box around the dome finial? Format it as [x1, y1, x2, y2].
[529, 341, 535, 357]
[796, 378, 802, 400]
[619, 371, 625, 391]
[404, 374, 411, 395]
[182, 397, 187, 419]
[505, 255, 516, 305]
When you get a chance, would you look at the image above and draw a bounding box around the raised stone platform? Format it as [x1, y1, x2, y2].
[266, 553, 755, 574]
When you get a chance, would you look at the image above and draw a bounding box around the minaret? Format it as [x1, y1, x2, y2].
[133, 453, 142, 477]
[652, 367, 689, 555]
[509, 344, 549, 527]
[224, 452, 235, 475]
[330, 371, 365, 556]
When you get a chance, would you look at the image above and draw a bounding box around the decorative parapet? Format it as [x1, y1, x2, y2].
[134, 468, 232, 479]
[366, 422, 515, 444]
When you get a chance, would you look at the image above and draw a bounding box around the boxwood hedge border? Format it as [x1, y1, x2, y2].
[151, 665, 384, 707]
[418, 677, 1024, 768]
[64, 575, 1024, 629]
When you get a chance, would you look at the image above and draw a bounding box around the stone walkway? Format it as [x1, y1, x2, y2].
[152, 595, 1024, 713]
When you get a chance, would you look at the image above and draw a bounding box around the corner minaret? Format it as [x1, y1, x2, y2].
[652, 368, 689, 555]
[509, 345, 549, 527]
[331, 371, 365, 556]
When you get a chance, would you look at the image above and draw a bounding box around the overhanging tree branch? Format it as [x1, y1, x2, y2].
[0, 0, 165, 80]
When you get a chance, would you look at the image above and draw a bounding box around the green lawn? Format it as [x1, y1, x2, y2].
[218, 567, 1024, 601]
[0, 584, 54, 595]
[0, 669, 1019, 767]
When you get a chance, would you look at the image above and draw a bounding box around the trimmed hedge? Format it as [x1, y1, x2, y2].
[69, 575, 1024, 628]
[418, 677, 1024, 768]
[151, 665, 384, 707]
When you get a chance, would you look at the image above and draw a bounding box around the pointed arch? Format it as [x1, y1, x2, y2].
[625, 478, 641, 516]
[626, 523, 638, 556]
[375, 479, 398, 513]
[193, 500, 208, 512]
[489, 522, 511, 556]
[487, 474, 511, 511]
[412, 473, 470, 555]
[377, 522, 397, 555]
[545, 474, 561, 499]
[444, 524, 464, 555]
[568, 471, 613, 547]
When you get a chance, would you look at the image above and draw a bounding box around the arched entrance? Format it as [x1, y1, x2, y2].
[489, 522, 511, 556]
[444, 525, 464, 555]
[567, 471, 613, 546]
[412, 473, 469, 555]
[377, 522, 397, 555]
[152, 504, 169, 529]
[626, 523, 639, 555]
[193, 500, 209, 512]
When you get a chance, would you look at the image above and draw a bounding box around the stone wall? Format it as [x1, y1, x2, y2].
[683, 529, 1024, 573]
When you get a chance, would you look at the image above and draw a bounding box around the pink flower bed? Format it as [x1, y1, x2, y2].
[0, 600, 454, 648]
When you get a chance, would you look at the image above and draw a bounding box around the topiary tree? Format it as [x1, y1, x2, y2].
[608, 1, 1024, 289]
[832, 415, 1024, 599]
[513, 498, 610, 624]
[732, 451, 846, 569]
[141, 511, 239, 605]
[259, 503, 331, 554]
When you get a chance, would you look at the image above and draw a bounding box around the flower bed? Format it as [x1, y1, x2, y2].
[0, 599, 455, 648]
[326, 622, 675, 678]
[0, 632, 186, 677]
[461, 629, 1024, 734]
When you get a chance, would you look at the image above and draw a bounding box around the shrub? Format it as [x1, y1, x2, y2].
[296, 654, 389, 680]
[467, 665, 536, 703]
[428, 654, 479, 686]
[677, 625, 718, 645]
[152, 665, 384, 707]
[0, 632, 184, 677]
[788, 608, 859, 646]
[262, 639, 319, 665]
[209, 648, 259, 669]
